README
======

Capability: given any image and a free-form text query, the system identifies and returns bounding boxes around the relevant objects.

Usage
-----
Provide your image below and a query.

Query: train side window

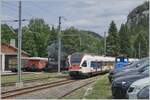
[91,61,97,68]
[82,61,87,67]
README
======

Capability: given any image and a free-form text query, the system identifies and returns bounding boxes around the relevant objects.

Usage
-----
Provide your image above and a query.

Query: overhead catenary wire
[1,22,17,35]
[2,3,18,17]
[2,1,39,35]
[2,1,35,18]
[61,18,82,51]
[2,1,56,29]
[2,1,56,37]
[29,2,51,14]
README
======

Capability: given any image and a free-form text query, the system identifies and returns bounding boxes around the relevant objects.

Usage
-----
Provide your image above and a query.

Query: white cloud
[63,0,146,35]
[2,0,147,36]
[1,15,17,20]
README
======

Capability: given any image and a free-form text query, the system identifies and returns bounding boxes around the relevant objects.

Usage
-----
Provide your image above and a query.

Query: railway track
[2,75,100,99]
[2,75,69,87]
[58,80,95,99]
[1,79,75,99]
[1,72,34,76]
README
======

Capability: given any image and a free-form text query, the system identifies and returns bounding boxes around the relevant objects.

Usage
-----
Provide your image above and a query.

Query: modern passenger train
[67,53,139,78]
[68,52,115,78]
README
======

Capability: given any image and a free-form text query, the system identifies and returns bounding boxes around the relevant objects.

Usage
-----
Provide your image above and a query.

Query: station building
[1,42,30,72]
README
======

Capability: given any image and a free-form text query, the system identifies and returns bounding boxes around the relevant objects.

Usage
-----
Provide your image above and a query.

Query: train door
[90,61,98,72]
[97,61,102,71]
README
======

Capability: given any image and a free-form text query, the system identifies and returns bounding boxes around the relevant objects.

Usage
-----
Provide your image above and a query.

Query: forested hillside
[106,1,149,58]
[1,19,103,59]
[126,1,149,58]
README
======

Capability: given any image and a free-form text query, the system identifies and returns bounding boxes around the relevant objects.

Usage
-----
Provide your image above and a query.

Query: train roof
[28,57,48,61]
[69,52,139,62]
[82,55,115,62]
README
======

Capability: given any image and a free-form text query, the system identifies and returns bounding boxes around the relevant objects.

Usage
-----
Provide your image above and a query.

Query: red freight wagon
[24,57,48,71]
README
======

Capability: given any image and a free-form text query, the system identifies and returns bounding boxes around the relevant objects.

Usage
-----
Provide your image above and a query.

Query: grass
[85,74,112,99]
[1,72,68,84]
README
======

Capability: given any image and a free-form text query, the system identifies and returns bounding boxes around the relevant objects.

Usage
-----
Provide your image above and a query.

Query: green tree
[62,27,81,54]
[119,24,131,57]
[47,26,103,62]
[48,26,57,45]
[133,33,148,58]
[1,24,17,43]
[22,26,38,56]
[22,18,51,57]
[106,21,120,56]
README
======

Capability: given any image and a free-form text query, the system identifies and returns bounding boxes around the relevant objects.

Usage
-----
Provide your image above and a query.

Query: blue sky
[1,0,147,36]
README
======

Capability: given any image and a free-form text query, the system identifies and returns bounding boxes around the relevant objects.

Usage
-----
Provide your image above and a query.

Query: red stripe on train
[69,65,81,71]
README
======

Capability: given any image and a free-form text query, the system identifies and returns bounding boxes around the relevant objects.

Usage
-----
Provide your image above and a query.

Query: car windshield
[124,58,147,68]
[137,59,149,69]
[125,61,139,68]
[141,67,149,75]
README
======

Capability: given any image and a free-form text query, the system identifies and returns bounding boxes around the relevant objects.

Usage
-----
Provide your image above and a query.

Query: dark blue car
[114,56,129,70]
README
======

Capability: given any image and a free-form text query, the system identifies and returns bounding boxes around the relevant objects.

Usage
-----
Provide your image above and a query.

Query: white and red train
[67,53,138,78]
[67,53,115,78]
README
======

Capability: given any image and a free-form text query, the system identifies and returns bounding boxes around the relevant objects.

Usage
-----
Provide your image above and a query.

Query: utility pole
[79,33,82,51]
[16,0,23,87]
[138,42,141,59]
[104,32,106,56]
[58,16,61,73]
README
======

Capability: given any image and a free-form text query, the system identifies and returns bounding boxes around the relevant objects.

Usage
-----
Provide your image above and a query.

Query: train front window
[70,58,81,65]
[70,53,82,65]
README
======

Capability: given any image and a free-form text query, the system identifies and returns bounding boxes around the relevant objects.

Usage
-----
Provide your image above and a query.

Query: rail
[2,79,75,99]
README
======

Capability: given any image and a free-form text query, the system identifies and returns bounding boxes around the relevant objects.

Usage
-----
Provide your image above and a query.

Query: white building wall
[1,53,5,72]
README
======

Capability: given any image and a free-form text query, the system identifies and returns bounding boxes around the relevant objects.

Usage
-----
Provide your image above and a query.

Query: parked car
[127,77,149,99]
[137,85,149,99]
[108,58,148,82]
[111,68,149,99]
[112,64,149,81]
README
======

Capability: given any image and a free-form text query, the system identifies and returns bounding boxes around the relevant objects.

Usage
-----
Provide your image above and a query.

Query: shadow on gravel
[107,96,113,99]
